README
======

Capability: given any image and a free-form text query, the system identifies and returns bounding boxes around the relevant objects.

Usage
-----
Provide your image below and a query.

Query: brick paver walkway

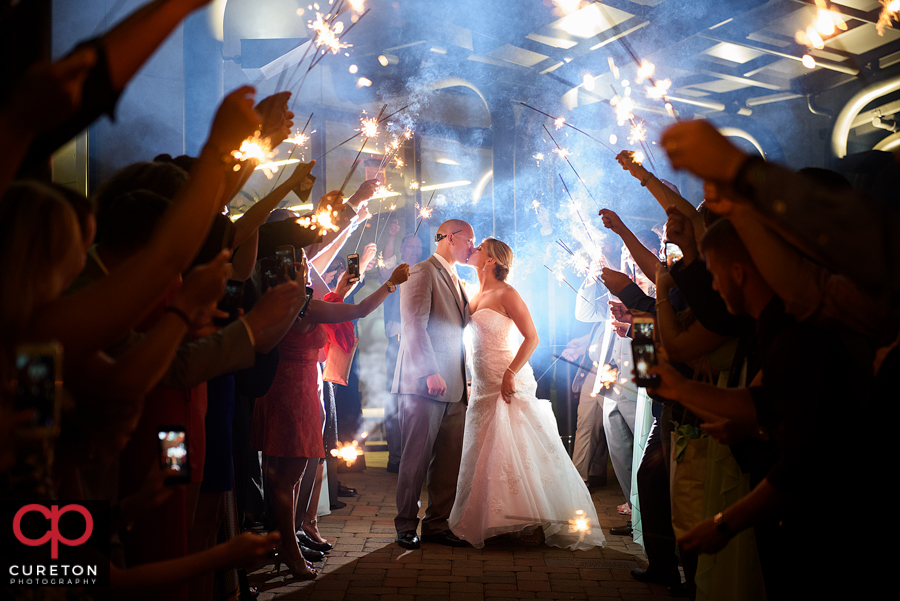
[250,452,683,600]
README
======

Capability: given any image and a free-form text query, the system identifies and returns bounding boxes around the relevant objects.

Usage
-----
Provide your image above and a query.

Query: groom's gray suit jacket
[391,255,470,403]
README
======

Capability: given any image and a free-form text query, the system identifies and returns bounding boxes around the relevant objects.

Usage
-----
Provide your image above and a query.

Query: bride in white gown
[449,238,606,550]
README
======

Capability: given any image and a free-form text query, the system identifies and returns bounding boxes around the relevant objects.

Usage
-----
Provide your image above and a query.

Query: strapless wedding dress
[449,309,606,550]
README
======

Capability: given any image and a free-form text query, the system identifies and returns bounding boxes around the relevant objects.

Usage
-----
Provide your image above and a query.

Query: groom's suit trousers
[395,393,466,535]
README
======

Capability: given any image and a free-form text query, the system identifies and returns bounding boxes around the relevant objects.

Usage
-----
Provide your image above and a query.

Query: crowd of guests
[1,1,410,599]
[2,1,899,600]
[561,122,897,599]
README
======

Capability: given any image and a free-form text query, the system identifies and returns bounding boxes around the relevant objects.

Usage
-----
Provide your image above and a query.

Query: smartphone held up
[630,317,660,388]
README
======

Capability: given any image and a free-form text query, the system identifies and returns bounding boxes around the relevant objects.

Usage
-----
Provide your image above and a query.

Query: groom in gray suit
[392,219,475,549]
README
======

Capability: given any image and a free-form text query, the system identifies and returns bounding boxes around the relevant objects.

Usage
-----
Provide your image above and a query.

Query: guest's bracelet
[640,172,654,187]
[656,298,671,307]
[506,367,517,376]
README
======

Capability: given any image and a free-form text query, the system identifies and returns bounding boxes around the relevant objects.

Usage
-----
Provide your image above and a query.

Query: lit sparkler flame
[296,207,341,232]
[330,440,363,466]
[308,12,352,55]
[284,131,310,146]
[231,131,274,164]
[552,0,584,16]
[598,364,618,390]
[409,181,419,190]
[635,59,655,84]
[552,147,571,159]
[377,251,385,268]
[795,5,847,48]
[633,151,645,164]
[356,77,372,87]
[646,78,672,100]
[568,510,592,536]
[533,152,545,162]
[531,199,541,214]
[403,128,414,139]
[554,116,566,130]
[349,0,365,14]
[878,0,900,35]
[360,116,379,138]
[393,156,404,168]
[611,95,635,126]
[416,201,433,221]
[628,121,647,145]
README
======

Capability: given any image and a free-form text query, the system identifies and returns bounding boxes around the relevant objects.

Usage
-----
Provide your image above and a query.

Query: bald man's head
[435,219,474,265]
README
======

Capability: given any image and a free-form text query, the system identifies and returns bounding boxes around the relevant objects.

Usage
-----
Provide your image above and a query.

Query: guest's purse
[323,337,359,386]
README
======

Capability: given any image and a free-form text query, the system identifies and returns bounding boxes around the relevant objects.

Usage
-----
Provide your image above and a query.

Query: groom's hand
[426,373,447,396]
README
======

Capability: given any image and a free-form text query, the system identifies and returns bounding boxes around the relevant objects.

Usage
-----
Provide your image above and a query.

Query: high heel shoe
[271,552,317,581]
[296,530,333,552]
[300,519,329,544]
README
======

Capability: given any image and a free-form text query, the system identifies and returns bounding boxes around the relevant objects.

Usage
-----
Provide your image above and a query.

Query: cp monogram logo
[13,504,93,559]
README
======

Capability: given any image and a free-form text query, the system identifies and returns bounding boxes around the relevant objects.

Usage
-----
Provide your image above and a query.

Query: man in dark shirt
[649,219,874,599]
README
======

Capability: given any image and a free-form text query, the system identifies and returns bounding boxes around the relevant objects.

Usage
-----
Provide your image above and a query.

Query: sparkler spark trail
[309,11,352,55]
[628,121,647,145]
[543,265,602,313]
[413,191,437,236]
[266,113,314,194]
[557,175,596,247]
[514,101,615,154]
[313,105,409,161]
[543,125,600,209]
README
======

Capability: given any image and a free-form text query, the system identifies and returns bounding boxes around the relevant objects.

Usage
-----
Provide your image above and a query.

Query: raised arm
[65,250,231,400]
[26,88,260,359]
[301,264,409,327]
[616,150,703,233]
[655,263,729,363]
[232,160,315,249]
[598,209,662,285]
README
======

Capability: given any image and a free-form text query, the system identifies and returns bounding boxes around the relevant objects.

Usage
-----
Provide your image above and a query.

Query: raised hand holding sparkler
[206,86,261,161]
[255,91,294,147]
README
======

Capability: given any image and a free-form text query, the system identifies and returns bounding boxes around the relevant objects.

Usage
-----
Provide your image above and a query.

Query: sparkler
[296,207,341,233]
[554,116,566,130]
[413,190,437,236]
[543,265,602,313]
[543,125,600,209]
[266,113,314,194]
[309,11,352,55]
[597,364,618,390]
[340,105,387,195]
[330,440,363,466]
[879,0,900,35]
[514,101,615,154]
[501,509,592,540]
[312,105,409,161]
[568,510,592,538]
[558,175,595,248]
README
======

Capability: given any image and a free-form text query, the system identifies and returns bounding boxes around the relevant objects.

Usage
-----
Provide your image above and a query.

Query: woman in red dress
[253,252,409,580]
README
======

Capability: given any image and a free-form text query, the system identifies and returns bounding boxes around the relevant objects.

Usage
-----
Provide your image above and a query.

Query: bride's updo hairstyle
[482,238,513,282]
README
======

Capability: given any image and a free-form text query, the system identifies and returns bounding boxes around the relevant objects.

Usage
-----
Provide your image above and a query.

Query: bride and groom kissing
[391,219,606,550]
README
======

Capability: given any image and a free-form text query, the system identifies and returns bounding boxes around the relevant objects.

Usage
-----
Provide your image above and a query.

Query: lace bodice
[469,309,535,400]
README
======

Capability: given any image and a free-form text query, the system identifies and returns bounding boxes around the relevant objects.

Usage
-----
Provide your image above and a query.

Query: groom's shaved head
[435,219,475,265]
[437,219,471,237]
